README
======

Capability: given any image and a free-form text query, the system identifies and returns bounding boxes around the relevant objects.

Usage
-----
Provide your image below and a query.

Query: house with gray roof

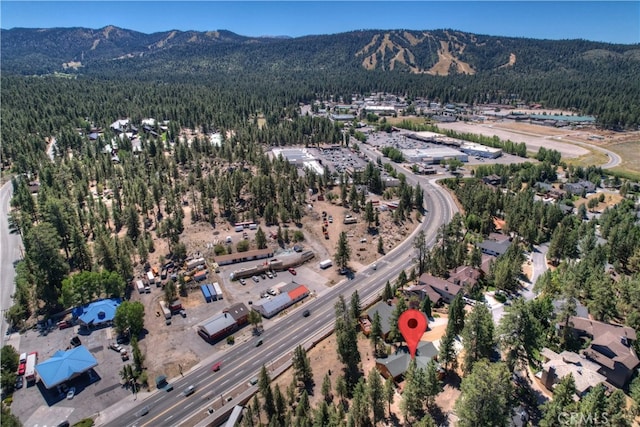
[561,317,639,388]
[360,301,396,338]
[375,341,439,381]
[539,348,608,397]
[478,239,512,257]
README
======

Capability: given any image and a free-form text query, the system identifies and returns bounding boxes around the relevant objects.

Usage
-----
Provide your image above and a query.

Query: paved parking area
[11,324,132,426]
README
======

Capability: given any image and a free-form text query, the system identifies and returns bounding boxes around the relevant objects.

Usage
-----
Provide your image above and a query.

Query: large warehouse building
[401,147,468,164]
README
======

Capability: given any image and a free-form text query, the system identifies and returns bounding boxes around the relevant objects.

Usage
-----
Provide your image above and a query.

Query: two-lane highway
[1,180,23,339]
[105,159,457,426]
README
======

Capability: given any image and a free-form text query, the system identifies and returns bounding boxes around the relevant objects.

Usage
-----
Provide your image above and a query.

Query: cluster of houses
[539,316,639,397]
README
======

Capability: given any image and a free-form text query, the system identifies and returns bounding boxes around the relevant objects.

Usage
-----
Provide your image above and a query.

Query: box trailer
[319,259,333,269]
[249,223,257,230]
[25,352,38,384]
[136,280,145,294]
[186,257,206,270]
[206,283,217,301]
[146,271,155,285]
[212,282,223,300]
[159,301,172,320]
[201,284,212,303]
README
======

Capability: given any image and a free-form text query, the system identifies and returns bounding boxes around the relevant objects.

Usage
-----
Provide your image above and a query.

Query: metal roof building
[252,285,310,318]
[73,298,121,329]
[197,312,238,342]
[36,346,98,389]
[401,147,468,164]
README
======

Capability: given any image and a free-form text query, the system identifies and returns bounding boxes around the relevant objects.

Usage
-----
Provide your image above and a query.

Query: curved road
[0,180,23,339]
[103,155,458,427]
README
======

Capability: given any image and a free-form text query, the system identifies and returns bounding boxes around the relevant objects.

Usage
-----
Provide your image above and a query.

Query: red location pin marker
[398,309,428,359]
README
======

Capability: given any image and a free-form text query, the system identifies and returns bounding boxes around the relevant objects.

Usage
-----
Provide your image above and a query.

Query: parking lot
[10,323,133,426]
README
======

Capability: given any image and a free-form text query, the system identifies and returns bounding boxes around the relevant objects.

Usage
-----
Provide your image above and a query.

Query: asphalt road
[0,180,23,339]
[104,154,458,427]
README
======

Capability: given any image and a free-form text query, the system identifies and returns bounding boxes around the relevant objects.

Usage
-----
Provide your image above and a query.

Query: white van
[319,259,333,269]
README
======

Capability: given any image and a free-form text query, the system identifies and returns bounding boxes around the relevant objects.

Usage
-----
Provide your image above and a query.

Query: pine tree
[455,360,513,427]
[383,376,395,419]
[321,372,333,403]
[370,311,385,357]
[367,368,385,425]
[350,290,362,320]
[438,326,458,372]
[292,345,314,389]
[461,303,494,373]
[420,296,432,319]
[387,297,407,343]
[424,359,442,410]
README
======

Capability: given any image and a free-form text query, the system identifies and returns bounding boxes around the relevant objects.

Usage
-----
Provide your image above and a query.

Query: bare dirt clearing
[438,121,590,158]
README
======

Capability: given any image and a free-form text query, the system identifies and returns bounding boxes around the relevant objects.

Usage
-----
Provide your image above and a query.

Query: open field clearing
[438,121,590,158]
[607,140,640,179]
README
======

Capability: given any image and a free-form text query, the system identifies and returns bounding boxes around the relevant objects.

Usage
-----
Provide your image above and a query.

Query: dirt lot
[438,121,591,158]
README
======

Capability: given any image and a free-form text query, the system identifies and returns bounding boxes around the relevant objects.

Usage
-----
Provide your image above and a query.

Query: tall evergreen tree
[455,360,513,427]
[461,302,494,373]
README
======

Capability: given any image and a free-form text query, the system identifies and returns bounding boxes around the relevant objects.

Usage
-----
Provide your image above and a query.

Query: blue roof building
[73,298,121,328]
[36,346,98,389]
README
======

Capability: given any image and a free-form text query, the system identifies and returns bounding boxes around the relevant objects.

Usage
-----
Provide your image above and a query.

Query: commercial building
[72,298,121,329]
[252,284,310,318]
[36,346,98,389]
[197,303,250,343]
[460,142,502,159]
[401,147,468,164]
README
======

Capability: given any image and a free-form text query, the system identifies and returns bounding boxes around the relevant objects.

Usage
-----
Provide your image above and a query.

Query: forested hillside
[2,26,640,131]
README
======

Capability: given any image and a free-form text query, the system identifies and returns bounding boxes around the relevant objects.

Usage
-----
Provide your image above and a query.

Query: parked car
[109,343,123,352]
[288,268,297,275]
[252,276,260,283]
[57,320,72,330]
[260,273,267,280]
[267,288,277,296]
[239,278,247,285]
[18,361,26,376]
[15,376,23,390]
[70,336,81,347]
[66,387,76,400]
[266,271,273,279]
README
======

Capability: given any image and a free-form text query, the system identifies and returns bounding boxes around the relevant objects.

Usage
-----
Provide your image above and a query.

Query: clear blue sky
[2,1,639,44]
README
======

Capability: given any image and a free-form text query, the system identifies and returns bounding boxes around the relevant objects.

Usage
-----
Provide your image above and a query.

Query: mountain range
[2,26,639,77]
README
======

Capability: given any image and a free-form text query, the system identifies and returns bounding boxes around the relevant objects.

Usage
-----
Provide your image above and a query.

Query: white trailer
[212,282,223,300]
[136,280,145,294]
[25,352,38,383]
[159,301,172,320]
[146,271,155,285]
[319,259,333,269]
